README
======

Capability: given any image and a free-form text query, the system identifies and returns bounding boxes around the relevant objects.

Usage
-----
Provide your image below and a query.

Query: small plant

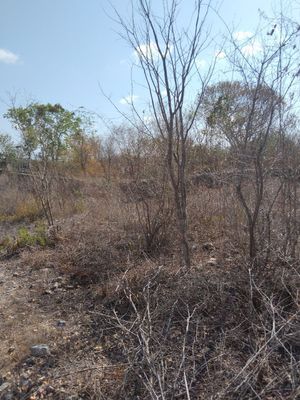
[16,224,49,248]
[17,227,37,247]
[0,236,13,252]
[34,223,48,246]
[0,223,51,255]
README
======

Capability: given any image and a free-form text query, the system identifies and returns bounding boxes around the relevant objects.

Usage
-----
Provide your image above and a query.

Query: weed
[0,224,51,255]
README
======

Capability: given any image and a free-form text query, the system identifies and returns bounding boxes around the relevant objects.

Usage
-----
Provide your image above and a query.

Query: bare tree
[204,16,299,264]
[114,0,215,267]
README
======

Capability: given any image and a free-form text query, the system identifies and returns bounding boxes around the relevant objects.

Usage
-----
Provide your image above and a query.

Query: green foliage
[5,103,82,161]
[0,133,17,162]
[0,223,51,254]
[17,227,38,247]
[16,224,49,248]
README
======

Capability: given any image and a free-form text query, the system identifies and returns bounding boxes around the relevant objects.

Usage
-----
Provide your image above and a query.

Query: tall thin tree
[114,0,214,267]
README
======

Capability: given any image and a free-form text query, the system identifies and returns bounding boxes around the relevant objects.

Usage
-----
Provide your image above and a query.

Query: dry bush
[0,174,42,222]
[1,175,299,399]
[84,258,300,399]
[0,171,85,227]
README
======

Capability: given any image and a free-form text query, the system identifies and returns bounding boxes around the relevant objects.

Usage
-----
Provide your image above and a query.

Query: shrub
[0,223,52,255]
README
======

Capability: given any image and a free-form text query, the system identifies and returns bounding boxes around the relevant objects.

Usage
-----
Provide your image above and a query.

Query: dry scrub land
[0,177,299,400]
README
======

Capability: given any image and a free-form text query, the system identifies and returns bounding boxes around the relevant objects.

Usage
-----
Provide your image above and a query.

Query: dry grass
[0,177,299,399]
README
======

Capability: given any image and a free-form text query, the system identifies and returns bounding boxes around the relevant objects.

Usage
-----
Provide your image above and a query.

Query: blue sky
[0,0,277,138]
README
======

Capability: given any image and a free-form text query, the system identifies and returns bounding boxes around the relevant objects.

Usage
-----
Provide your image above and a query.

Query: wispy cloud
[241,40,263,56]
[215,50,226,60]
[0,48,19,64]
[134,42,159,60]
[142,114,153,124]
[196,58,206,68]
[134,41,172,61]
[119,94,139,105]
[233,31,253,41]
[161,89,168,97]
[232,31,262,57]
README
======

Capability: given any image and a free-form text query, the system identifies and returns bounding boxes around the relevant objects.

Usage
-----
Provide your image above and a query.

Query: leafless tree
[204,17,299,264]
[113,0,215,267]
[114,124,174,255]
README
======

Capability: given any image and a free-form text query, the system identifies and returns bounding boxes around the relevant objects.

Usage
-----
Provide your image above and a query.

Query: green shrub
[0,224,50,255]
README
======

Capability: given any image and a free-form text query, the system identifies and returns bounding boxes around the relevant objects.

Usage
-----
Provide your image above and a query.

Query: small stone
[51,282,59,290]
[57,320,66,328]
[194,263,204,270]
[45,385,55,394]
[7,347,15,354]
[0,382,10,392]
[24,357,35,367]
[206,257,217,267]
[2,393,13,400]
[30,344,50,357]
[202,242,215,252]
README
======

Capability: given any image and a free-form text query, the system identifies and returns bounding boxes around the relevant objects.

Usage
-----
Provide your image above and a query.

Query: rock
[51,282,60,290]
[0,382,10,393]
[65,285,75,290]
[2,393,14,400]
[43,290,52,295]
[24,357,36,366]
[30,344,50,357]
[202,242,215,252]
[57,320,66,328]
[206,257,217,267]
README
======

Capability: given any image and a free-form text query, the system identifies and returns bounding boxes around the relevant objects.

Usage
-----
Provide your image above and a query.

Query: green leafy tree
[5,103,82,226]
[5,103,81,161]
[0,133,16,162]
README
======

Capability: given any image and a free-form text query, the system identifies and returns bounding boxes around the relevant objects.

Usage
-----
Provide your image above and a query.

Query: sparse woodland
[0,1,300,399]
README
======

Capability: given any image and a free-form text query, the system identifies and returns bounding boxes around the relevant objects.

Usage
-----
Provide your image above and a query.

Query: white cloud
[134,41,172,61]
[119,94,139,105]
[233,31,253,41]
[196,58,206,68]
[241,40,263,56]
[0,48,19,64]
[134,42,159,60]
[142,114,153,124]
[161,89,168,97]
[232,31,262,57]
[215,50,226,60]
